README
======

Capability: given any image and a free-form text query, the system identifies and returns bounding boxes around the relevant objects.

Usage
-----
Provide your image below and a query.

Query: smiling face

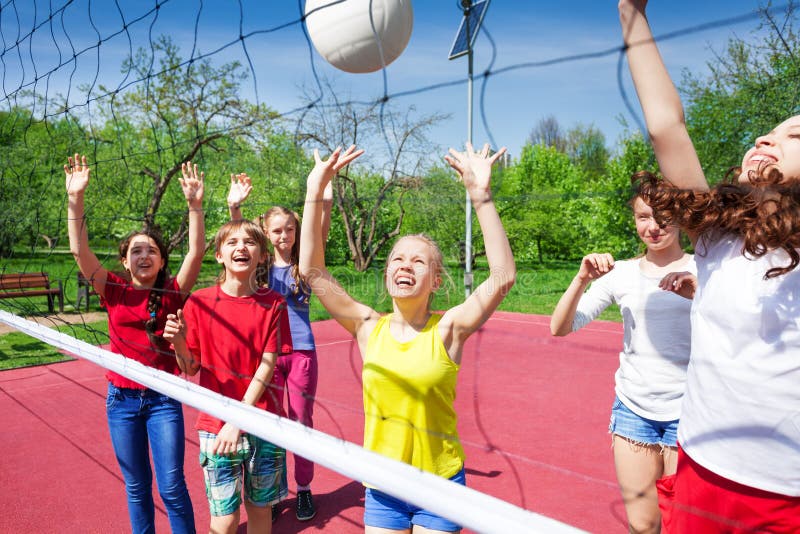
[214,221,268,280]
[632,196,680,253]
[740,115,800,184]
[120,233,166,285]
[384,236,443,301]
[264,211,297,258]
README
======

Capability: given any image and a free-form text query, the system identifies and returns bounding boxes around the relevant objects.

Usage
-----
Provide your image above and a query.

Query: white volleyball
[304,0,414,74]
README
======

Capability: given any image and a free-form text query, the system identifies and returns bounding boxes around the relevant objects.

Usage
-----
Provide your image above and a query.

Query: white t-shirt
[679,233,800,496]
[573,256,696,421]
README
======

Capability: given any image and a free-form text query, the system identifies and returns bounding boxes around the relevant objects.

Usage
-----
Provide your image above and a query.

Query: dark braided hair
[634,167,800,279]
[118,229,171,346]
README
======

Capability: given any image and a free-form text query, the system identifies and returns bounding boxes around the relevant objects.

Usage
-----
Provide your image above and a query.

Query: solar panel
[448,0,490,60]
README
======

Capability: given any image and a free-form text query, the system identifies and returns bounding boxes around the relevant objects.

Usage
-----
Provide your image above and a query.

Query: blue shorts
[609,396,679,447]
[198,431,288,516]
[364,468,465,532]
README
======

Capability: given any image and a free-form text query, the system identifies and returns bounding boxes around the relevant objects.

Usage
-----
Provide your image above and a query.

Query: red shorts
[657,446,800,533]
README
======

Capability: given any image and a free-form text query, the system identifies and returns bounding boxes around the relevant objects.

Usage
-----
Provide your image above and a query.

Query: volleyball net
[0,308,583,534]
[1,0,797,532]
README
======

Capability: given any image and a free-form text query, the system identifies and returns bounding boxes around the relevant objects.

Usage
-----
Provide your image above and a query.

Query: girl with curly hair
[620,1,800,532]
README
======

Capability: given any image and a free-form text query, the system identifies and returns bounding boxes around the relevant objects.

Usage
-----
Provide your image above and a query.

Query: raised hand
[307,145,364,190]
[577,253,615,283]
[227,173,252,209]
[65,153,91,195]
[444,142,507,198]
[179,161,205,207]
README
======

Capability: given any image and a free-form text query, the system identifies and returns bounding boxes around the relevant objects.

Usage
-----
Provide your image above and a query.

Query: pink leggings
[271,349,318,487]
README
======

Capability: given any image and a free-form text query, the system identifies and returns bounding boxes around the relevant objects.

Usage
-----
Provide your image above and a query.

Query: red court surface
[0,312,625,533]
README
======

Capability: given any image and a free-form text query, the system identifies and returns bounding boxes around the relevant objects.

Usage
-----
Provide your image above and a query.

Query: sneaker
[272,503,279,522]
[296,490,316,521]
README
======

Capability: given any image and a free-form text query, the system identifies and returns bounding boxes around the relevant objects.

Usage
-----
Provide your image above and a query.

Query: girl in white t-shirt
[619,1,800,532]
[550,187,695,533]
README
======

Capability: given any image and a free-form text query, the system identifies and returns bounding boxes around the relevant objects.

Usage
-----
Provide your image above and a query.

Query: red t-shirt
[182,285,293,433]
[101,271,186,389]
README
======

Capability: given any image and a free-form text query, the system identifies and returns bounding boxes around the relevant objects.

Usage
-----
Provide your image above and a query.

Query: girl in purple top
[227,173,331,521]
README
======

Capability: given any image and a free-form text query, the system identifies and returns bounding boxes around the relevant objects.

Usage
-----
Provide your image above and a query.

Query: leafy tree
[683,1,800,182]
[565,124,609,180]
[81,36,277,252]
[498,144,588,263]
[296,83,446,271]
[401,165,464,263]
[0,109,87,256]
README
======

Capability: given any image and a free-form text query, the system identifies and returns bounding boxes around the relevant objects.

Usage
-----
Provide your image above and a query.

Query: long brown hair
[118,229,170,346]
[634,168,800,279]
[258,206,309,297]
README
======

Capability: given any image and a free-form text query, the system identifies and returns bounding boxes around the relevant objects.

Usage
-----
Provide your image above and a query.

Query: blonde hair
[257,206,310,296]
[385,234,453,304]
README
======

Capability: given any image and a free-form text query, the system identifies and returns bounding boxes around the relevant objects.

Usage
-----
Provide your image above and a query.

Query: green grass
[1,250,620,370]
[0,320,109,369]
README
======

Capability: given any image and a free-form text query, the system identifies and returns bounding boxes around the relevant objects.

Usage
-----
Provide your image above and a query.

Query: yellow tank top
[363,313,465,478]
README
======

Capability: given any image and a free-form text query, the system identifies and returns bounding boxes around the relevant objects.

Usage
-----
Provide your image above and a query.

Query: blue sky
[3,0,775,161]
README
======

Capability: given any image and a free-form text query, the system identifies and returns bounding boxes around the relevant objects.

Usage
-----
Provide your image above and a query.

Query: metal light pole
[449,0,490,299]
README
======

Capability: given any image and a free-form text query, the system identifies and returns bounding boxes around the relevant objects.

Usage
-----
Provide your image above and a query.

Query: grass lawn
[1,250,620,370]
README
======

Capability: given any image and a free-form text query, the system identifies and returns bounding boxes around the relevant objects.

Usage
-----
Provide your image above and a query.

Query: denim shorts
[198,431,287,516]
[364,468,465,531]
[609,396,679,447]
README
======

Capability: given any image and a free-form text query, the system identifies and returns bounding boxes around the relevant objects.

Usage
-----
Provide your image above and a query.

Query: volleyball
[304,0,414,74]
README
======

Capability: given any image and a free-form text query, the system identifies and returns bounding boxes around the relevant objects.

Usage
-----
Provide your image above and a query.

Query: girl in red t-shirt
[65,153,205,534]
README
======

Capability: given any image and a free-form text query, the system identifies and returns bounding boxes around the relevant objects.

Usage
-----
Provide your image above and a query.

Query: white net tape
[0,309,583,534]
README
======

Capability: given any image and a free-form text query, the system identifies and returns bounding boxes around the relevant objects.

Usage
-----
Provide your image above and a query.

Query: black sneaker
[271,503,279,522]
[295,490,316,521]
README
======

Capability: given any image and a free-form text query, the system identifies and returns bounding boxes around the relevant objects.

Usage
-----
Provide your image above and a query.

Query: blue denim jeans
[106,383,196,534]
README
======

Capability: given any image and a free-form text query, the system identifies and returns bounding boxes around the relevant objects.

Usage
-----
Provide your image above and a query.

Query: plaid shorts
[198,431,288,516]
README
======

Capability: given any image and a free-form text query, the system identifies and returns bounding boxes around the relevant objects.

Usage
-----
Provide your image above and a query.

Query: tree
[498,144,587,263]
[0,108,87,256]
[296,83,447,271]
[527,115,566,152]
[683,1,800,182]
[83,36,277,252]
[401,165,464,263]
[565,124,609,180]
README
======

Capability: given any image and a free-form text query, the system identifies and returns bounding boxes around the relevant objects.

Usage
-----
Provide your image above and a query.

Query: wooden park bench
[75,272,97,312]
[0,272,64,313]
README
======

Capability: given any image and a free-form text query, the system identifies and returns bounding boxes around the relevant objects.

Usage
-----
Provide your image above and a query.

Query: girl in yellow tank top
[364,313,464,479]
[299,143,515,533]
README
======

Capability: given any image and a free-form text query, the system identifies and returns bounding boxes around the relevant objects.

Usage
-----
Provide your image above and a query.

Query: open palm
[64,153,90,195]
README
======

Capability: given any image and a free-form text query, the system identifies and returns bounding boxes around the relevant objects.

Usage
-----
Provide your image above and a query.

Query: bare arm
[212,351,277,455]
[65,154,108,297]
[550,253,615,336]
[298,146,376,338]
[619,0,707,190]
[321,181,333,244]
[174,162,206,296]
[441,143,516,345]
